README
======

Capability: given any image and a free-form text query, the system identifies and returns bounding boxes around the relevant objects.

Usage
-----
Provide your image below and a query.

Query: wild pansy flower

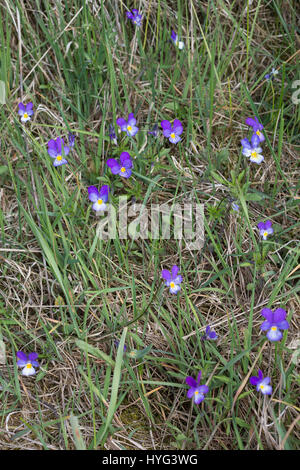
[250,369,272,395]
[114,340,127,352]
[161,119,183,144]
[245,116,265,143]
[257,220,273,240]
[232,202,239,212]
[186,371,209,404]
[68,133,75,148]
[88,185,110,212]
[265,68,278,81]
[202,325,218,341]
[148,123,159,137]
[241,134,264,164]
[126,9,142,27]
[116,113,138,137]
[106,151,133,178]
[161,265,182,294]
[260,307,289,342]
[47,137,69,167]
[18,102,34,123]
[171,30,184,50]
[16,351,39,376]
[109,124,117,145]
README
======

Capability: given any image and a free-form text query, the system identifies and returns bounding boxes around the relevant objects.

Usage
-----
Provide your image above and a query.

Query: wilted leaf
[70,415,86,450]
[0,340,6,364]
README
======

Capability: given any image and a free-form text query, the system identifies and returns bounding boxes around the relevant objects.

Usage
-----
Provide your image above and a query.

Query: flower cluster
[245,117,265,143]
[13,13,294,421]
[248,306,289,396]
[241,116,266,164]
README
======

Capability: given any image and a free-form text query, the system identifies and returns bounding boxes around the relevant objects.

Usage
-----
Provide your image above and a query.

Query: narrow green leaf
[75,339,115,367]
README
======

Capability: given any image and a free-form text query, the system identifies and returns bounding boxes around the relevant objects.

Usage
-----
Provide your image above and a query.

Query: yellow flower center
[271,326,277,331]
[263,231,268,238]
[120,167,126,173]
[251,151,257,159]
[97,199,103,205]
[256,130,261,136]
[127,125,132,131]
[170,133,175,139]
[57,155,62,161]
[170,282,175,288]
[23,113,28,119]
[260,384,264,390]
[26,363,32,369]
[195,391,199,395]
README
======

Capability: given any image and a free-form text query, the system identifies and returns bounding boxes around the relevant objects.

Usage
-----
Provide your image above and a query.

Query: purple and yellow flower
[250,369,272,395]
[260,307,289,342]
[47,137,69,167]
[202,325,218,341]
[106,152,133,178]
[161,265,182,294]
[241,134,264,164]
[161,119,183,144]
[18,102,34,123]
[245,116,265,143]
[16,351,39,376]
[186,371,209,404]
[126,9,142,27]
[257,220,273,240]
[116,113,138,137]
[88,185,110,212]
[109,124,117,145]
[171,30,184,49]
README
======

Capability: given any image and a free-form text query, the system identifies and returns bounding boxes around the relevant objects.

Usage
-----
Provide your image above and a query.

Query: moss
[119,405,148,429]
